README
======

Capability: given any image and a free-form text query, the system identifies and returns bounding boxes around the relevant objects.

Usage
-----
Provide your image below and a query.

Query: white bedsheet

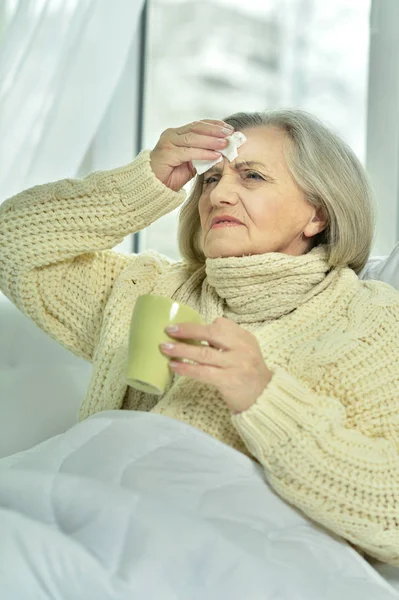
[0,410,398,600]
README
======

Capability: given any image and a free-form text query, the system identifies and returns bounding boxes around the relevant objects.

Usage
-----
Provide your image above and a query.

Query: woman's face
[198,126,327,259]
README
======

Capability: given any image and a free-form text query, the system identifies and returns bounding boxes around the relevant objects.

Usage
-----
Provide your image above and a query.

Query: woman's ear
[304,208,328,239]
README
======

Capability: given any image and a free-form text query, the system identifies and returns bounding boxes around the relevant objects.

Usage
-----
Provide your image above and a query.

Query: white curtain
[366,0,399,256]
[0,0,145,204]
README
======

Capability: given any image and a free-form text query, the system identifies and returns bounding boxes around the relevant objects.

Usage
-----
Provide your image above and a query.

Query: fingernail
[161,342,175,350]
[222,127,233,135]
[165,325,179,333]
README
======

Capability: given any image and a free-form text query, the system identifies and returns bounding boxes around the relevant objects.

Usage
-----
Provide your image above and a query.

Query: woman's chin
[204,246,246,259]
[203,235,250,259]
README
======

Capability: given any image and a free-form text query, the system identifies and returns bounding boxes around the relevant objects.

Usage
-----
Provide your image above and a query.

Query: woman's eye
[203,176,219,185]
[203,171,264,185]
[245,171,264,181]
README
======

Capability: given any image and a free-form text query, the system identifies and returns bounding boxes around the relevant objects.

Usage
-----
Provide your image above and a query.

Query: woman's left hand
[160,317,274,414]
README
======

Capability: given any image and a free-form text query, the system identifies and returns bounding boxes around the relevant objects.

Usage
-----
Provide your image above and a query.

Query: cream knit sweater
[1,149,399,567]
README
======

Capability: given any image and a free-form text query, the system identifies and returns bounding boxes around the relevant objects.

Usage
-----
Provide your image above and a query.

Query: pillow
[359,242,399,290]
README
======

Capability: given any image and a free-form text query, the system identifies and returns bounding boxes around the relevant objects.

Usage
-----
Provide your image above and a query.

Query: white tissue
[192,131,247,175]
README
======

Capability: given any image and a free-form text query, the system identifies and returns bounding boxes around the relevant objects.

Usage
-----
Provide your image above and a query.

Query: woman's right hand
[150,119,234,192]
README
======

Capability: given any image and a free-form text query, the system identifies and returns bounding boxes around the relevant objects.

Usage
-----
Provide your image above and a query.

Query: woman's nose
[209,178,238,206]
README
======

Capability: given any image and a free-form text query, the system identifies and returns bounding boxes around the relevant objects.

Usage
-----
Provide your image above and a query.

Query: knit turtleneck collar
[201,244,334,324]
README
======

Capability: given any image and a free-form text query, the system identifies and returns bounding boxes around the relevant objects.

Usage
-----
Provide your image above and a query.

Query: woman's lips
[211,222,244,229]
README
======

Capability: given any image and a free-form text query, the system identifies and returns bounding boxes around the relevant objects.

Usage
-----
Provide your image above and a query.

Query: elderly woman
[0,110,398,567]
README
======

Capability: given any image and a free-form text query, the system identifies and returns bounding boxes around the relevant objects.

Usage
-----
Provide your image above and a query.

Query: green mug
[124,294,206,395]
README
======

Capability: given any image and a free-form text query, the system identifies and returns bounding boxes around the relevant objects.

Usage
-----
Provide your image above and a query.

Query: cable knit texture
[0,149,398,567]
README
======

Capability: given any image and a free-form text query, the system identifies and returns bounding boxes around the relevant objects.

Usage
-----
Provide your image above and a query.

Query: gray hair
[177,109,377,275]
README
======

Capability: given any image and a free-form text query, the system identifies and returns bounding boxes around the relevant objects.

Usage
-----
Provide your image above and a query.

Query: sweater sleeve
[0,149,185,362]
[231,310,399,566]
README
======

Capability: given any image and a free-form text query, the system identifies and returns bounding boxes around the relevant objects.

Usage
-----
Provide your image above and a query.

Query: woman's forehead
[234,127,288,168]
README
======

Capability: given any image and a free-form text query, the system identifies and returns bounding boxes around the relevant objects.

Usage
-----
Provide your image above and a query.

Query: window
[141,0,371,260]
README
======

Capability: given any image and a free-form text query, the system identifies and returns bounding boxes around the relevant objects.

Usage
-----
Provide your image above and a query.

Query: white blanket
[0,410,398,600]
